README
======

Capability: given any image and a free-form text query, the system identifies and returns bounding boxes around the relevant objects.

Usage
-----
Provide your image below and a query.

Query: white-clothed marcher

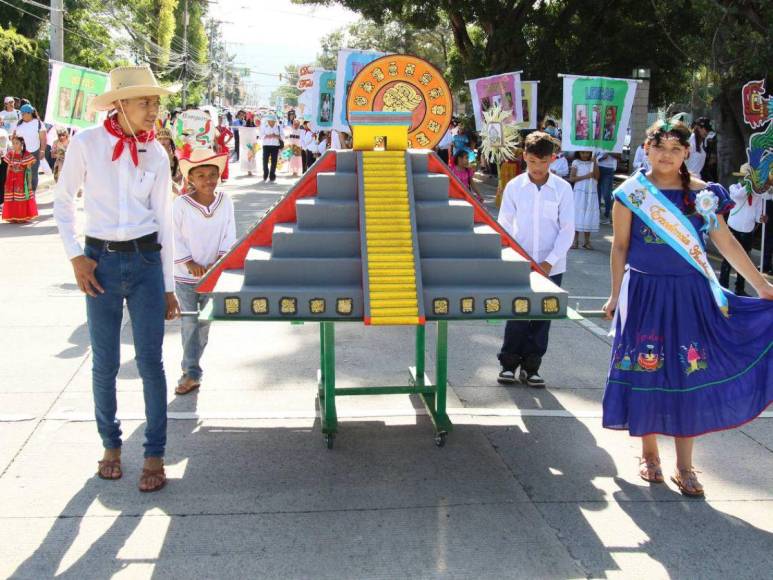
[727,182,765,233]
[497,172,575,275]
[571,159,600,233]
[239,126,258,174]
[173,191,236,284]
[685,132,707,176]
[632,145,649,173]
[549,155,569,178]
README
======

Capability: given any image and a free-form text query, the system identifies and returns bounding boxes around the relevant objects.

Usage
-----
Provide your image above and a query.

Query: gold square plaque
[460,297,475,314]
[513,298,530,314]
[433,298,449,315]
[280,297,297,315]
[251,297,268,315]
[542,297,560,314]
[309,298,326,315]
[484,298,501,314]
[224,297,240,315]
[336,298,353,315]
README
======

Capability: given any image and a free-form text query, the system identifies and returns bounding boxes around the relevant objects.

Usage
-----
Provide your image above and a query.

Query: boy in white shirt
[496,131,575,387]
[719,164,768,296]
[173,149,236,395]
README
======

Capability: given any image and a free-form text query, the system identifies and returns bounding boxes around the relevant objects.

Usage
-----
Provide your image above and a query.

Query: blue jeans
[175,281,211,381]
[598,166,616,219]
[84,244,168,458]
[29,150,41,193]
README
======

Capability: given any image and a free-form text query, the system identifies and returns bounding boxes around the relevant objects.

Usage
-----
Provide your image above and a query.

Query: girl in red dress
[2,135,38,222]
[215,116,233,181]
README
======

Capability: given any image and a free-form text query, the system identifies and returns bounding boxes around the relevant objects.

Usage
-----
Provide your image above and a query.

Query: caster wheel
[434,432,447,447]
[324,433,335,449]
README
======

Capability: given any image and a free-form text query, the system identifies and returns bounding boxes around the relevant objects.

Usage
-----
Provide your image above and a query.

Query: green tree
[271,64,301,107]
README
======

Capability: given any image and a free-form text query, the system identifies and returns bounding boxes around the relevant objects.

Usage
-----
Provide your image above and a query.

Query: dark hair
[12,134,27,154]
[691,125,704,153]
[544,119,556,128]
[523,131,556,158]
[453,149,468,164]
[645,119,694,212]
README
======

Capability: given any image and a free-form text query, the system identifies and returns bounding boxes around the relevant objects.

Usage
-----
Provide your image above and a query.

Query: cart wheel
[434,432,447,447]
[324,433,335,449]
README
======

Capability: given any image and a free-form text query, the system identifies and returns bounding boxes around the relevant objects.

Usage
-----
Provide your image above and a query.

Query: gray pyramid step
[335,150,357,173]
[316,172,357,199]
[272,224,361,258]
[244,247,361,286]
[416,200,474,229]
[421,248,531,286]
[409,151,430,173]
[418,225,502,258]
[413,174,449,201]
[296,198,358,229]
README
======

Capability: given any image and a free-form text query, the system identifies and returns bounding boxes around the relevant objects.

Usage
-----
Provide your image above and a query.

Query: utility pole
[181,0,190,107]
[50,0,64,62]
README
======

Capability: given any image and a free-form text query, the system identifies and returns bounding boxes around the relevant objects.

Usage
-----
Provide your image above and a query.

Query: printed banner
[44,60,109,130]
[174,109,215,149]
[466,71,523,132]
[333,48,387,133]
[521,81,538,130]
[740,79,773,197]
[296,64,317,90]
[308,70,336,132]
[561,74,638,152]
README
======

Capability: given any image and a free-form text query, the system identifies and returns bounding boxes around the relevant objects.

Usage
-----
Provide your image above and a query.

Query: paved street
[1,164,771,579]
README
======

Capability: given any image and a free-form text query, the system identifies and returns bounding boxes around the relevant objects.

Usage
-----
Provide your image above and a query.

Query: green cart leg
[319,322,337,448]
[409,324,426,387]
[418,321,453,446]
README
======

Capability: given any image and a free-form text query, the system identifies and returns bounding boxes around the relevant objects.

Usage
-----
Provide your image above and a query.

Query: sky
[208,0,361,105]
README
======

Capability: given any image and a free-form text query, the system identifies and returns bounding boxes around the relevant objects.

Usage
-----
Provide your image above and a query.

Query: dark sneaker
[497,369,517,385]
[519,369,546,388]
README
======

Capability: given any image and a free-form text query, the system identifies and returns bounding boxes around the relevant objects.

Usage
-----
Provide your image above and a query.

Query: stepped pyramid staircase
[197,112,568,447]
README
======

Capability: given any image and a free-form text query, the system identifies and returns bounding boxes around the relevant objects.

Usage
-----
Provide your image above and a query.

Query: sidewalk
[0,162,771,579]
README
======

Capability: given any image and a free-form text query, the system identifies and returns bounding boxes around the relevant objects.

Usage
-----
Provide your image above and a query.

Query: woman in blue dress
[602,119,773,496]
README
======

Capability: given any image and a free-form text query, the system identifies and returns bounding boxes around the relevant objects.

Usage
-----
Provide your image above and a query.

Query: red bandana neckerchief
[103,114,155,167]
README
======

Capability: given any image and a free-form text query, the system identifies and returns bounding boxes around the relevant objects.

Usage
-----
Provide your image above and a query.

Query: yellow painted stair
[361,151,421,325]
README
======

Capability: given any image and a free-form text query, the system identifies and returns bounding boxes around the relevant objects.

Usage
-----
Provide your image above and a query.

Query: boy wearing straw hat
[53,66,180,492]
[173,149,235,395]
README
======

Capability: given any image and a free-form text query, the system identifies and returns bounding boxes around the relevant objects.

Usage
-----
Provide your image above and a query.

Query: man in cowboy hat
[53,65,181,492]
[173,148,234,395]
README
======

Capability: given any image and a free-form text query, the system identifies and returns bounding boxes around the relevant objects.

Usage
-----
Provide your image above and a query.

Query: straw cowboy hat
[732,163,752,177]
[178,148,228,179]
[90,66,180,112]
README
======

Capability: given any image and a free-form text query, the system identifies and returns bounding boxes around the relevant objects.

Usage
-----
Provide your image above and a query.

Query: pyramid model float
[196,111,568,324]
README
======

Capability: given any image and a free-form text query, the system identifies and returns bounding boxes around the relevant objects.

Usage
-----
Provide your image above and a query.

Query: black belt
[85,233,161,253]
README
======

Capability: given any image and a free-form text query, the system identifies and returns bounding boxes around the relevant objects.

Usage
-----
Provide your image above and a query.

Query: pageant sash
[614,172,729,316]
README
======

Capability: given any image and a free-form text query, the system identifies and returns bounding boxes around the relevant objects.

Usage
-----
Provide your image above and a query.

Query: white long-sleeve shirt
[173,191,236,284]
[497,172,575,276]
[549,155,569,178]
[685,133,707,176]
[632,145,649,173]
[53,125,175,291]
[300,129,315,151]
[727,182,765,233]
[259,122,281,147]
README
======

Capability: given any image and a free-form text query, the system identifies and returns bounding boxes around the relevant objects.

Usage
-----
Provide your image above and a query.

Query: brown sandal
[97,459,122,480]
[582,242,594,250]
[139,466,166,492]
[671,468,704,497]
[638,456,664,483]
[175,376,200,395]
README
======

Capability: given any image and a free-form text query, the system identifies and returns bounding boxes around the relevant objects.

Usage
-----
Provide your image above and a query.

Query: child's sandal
[638,456,664,483]
[671,468,704,497]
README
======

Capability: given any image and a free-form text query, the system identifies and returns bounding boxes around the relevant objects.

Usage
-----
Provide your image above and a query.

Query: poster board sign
[521,81,539,130]
[44,60,109,130]
[561,74,637,152]
[174,109,215,149]
[297,64,317,90]
[333,48,387,133]
[466,71,523,131]
[308,70,336,132]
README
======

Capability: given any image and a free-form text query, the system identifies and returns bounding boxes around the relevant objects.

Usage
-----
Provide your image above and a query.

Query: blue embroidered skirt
[603,269,772,437]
